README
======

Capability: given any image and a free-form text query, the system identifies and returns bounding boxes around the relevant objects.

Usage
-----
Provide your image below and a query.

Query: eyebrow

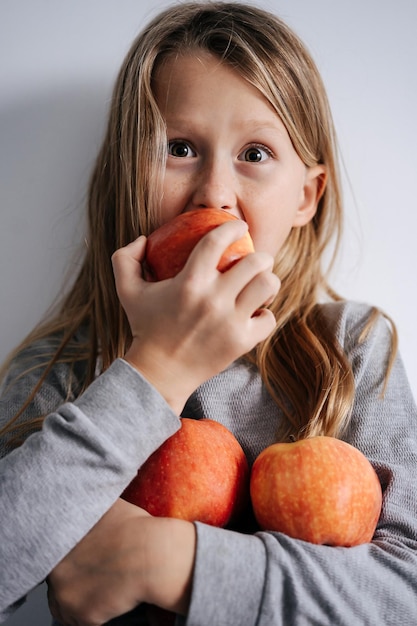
[241,120,287,135]
[165,117,286,136]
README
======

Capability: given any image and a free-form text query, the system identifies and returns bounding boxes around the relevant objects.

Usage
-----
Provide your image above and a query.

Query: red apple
[144,208,254,281]
[122,417,249,527]
[250,436,382,546]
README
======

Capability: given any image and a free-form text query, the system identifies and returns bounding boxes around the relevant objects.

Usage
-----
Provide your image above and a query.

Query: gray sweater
[1,300,417,625]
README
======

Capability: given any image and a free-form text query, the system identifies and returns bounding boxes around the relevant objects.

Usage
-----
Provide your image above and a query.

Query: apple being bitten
[144,208,254,281]
[250,436,382,546]
[122,417,249,527]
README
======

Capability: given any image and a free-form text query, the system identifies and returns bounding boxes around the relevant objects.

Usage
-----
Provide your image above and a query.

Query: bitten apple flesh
[250,436,382,546]
[144,208,254,281]
[122,417,249,527]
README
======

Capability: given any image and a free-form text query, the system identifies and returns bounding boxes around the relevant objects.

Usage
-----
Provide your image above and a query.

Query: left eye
[168,141,196,158]
[239,145,272,162]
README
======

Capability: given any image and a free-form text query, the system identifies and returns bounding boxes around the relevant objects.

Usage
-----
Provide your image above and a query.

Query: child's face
[153,52,325,257]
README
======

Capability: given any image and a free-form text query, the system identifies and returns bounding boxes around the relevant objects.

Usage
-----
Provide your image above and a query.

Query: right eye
[167,141,196,158]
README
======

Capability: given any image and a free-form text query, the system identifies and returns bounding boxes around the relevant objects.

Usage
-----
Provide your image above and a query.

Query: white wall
[1,1,416,623]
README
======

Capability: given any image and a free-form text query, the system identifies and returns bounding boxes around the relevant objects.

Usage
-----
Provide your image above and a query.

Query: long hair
[0,1,396,444]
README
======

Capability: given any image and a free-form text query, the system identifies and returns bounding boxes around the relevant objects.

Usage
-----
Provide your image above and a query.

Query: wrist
[124,341,194,415]
[141,517,196,615]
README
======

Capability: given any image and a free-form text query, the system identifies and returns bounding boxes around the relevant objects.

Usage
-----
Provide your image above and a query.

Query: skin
[155,51,326,257]
[47,52,326,626]
[48,499,195,624]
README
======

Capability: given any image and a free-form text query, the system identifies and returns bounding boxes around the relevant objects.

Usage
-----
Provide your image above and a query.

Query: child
[1,2,417,625]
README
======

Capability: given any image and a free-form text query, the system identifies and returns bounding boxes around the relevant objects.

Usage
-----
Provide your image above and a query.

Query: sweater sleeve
[0,357,181,621]
[184,303,417,626]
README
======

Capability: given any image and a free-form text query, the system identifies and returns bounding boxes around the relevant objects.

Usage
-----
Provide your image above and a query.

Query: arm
[2,224,279,622]
[52,303,416,626]
[111,227,279,413]
[48,246,417,623]
[45,227,280,625]
[183,303,417,625]
[0,358,181,621]
[48,300,417,626]
[48,501,196,625]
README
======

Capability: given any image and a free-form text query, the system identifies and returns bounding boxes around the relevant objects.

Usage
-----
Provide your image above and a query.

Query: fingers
[184,219,249,277]
[233,254,281,315]
[172,222,281,345]
[248,306,278,342]
[111,235,147,301]
[182,221,280,310]
[110,229,281,377]
[111,234,147,266]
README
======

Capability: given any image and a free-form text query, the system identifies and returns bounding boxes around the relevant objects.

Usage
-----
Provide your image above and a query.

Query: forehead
[152,51,282,127]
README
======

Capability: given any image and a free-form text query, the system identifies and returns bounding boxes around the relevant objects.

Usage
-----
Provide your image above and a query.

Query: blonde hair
[0,1,396,445]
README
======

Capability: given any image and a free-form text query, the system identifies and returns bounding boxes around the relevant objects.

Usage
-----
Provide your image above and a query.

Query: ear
[292,165,327,227]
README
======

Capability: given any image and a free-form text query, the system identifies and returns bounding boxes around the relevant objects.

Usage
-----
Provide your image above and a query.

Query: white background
[1,1,416,624]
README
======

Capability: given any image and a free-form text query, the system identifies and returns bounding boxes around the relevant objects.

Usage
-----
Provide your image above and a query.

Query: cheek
[248,176,305,255]
[248,207,298,257]
[251,229,291,258]
[159,175,187,226]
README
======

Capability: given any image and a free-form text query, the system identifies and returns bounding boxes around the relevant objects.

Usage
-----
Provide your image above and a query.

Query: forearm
[137,517,196,615]
[0,358,181,617]
[183,521,417,626]
[47,503,196,625]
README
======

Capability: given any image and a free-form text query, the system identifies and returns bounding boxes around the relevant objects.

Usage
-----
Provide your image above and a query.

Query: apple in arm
[250,436,382,546]
[122,417,249,527]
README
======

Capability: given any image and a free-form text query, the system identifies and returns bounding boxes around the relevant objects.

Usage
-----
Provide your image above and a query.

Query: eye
[168,141,196,158]
[239,145,273,163]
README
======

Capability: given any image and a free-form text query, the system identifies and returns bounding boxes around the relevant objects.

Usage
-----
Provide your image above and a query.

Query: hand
[47,498,196,626]
[112,221,280,412]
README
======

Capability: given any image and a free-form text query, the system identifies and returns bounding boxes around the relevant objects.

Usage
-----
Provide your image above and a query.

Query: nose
[189,158,237,213]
